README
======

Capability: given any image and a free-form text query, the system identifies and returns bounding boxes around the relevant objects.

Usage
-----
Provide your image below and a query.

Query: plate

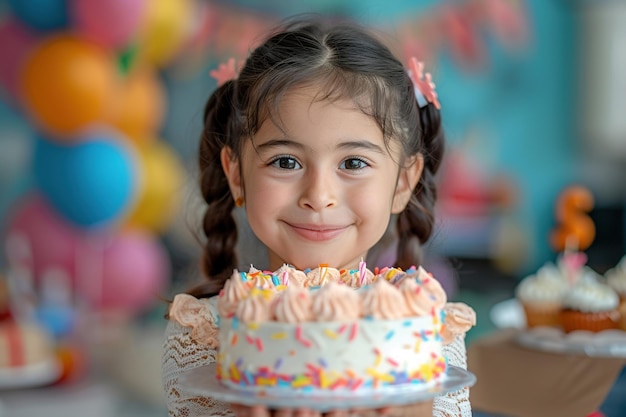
[179,364,476,411]
[489,298,525,329]
[516,327,626,358]
[0,358,61,390]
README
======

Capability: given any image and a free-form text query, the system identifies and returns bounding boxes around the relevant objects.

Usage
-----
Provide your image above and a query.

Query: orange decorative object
[549,185,596,252]
[20,34,117,137]
[108,67,166,142]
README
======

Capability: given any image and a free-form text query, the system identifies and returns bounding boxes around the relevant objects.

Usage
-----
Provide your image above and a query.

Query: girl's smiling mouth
[285,222,350,241]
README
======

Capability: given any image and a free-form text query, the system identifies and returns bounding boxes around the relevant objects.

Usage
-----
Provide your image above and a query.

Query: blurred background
[0,0,624,416]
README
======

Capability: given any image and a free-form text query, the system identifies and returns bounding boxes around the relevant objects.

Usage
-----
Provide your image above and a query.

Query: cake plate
[516,326,626,358]
[179,364,476,411]
[0,358,61,390]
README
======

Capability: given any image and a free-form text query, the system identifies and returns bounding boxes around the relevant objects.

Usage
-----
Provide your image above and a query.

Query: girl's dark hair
[190,16,444,298]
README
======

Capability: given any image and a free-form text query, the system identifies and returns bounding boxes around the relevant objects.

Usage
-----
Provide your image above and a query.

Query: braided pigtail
[395,103,445,269]
[188,80,240,298]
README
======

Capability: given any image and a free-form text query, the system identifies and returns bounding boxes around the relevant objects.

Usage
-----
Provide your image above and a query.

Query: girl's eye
[270,156,301,170]
[340,157,369,170]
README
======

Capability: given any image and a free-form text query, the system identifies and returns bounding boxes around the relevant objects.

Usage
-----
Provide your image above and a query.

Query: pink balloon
[72,0,148,49]
[79,231,170,314]
[0,19,37,101]
[4,193,83,281]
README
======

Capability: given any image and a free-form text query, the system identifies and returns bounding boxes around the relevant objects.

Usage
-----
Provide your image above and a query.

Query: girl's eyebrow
[255,139,305,151]
[256,139,385,154]
[337,140,385,154]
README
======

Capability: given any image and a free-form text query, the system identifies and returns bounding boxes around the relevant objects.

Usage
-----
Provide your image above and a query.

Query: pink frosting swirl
[236,289,273,324]
[361,279,409,319]
[274,264,307,287]
[400,267,447,317]
[339,268,375,288]
[249,271,275,289]
[441,302,476,344]
[311,282,361,321]
[217,269,250,318]
[306,266,340,287]
[274,286,313,323]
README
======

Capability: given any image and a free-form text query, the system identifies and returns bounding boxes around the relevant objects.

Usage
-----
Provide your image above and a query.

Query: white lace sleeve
[432,335,472,417]
[162,297,234,417]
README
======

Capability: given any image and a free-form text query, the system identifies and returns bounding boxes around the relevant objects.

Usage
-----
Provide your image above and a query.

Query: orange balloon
[21,34,117,137]
[108,67,166,142]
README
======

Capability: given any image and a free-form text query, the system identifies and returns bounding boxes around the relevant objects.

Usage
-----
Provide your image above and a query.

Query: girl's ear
[220,147,243,201]
[391,154,424,214]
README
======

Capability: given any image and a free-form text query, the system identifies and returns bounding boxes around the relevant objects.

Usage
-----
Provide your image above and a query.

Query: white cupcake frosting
[515,264,569,304]
[562,281,619,313]
[605,256,626,296]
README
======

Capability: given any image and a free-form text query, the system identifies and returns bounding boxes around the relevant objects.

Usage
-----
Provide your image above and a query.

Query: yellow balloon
[124,140,185,232]
[138,0,192,66]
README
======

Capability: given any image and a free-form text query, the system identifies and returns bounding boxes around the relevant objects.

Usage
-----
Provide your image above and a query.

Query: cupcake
[560,280,620,333]
[515,263,569,328]
[605,255,626,303]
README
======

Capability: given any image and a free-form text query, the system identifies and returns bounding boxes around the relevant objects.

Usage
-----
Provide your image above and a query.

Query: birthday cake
[212,264,452,394]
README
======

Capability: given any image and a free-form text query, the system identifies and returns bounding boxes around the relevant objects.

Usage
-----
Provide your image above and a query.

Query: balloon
[108,67,166,142]
[33,131,138,228]
[138,0,193,66]
[4,193,82,281]
[0,19,37,101]
[124,140,184,232]
[20,35,117,136]
[7,0,68,32]
[72,0,148,49]
[79,231,169,314]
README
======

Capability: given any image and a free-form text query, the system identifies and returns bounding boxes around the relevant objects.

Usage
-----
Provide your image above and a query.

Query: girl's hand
[229,404,322,417]
[229,400,433,417]
[374,399,434,417]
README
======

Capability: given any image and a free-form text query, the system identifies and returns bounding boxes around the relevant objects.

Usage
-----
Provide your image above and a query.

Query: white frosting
[562,281,619,312]
[605,256,626,296]
[515,264,569,304]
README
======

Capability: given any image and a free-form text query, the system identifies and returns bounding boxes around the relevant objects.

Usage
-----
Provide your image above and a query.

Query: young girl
[162,16,473,417]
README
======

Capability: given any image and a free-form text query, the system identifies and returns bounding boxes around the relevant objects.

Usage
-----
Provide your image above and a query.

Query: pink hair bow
[209,57,241,87]
[408,57,441,110]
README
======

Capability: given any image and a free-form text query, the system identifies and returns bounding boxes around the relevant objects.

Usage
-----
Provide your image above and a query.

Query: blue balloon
[33,132,137,228]
[7,0,68,32]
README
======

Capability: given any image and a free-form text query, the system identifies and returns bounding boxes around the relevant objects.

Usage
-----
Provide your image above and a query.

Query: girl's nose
[298,169,337,211]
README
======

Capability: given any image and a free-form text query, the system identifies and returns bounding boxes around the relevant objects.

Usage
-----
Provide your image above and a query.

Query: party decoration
[107,67,166,142]
[7,0,68,32]
[72,0,148,49]
[137,0,193,66]
[80,231,169,314]
[32,131,138,228]
[550,185,596,252]
[124,140,184,232]
[20,34,117,136]
[440,4,485,69]
[4,193,82,282]
[0,19,37,101]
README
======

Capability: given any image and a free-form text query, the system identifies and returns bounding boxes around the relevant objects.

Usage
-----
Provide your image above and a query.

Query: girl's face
[222,85,422,271]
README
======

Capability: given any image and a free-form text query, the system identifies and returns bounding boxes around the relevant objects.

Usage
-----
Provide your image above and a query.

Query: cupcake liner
[521,302,562,328]
[560,309,619,333]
